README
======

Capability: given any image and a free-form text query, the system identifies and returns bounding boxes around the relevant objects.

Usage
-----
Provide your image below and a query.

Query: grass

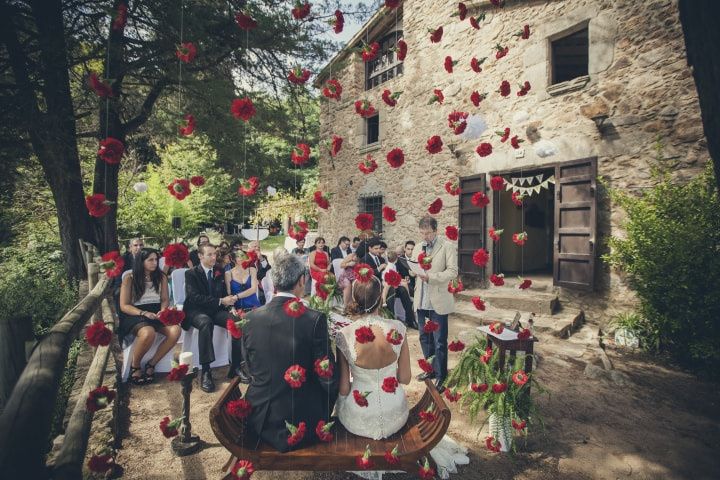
[260,234,286,254]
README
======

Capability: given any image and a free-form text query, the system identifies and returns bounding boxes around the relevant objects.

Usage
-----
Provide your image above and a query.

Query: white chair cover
[171,268,188,309]
[121,269,132,282]
[332,258,344,278]
[120,333,176,382]
[261,274,274,304]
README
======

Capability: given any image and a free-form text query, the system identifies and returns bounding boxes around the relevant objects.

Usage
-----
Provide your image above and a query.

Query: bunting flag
[505,175,555,196]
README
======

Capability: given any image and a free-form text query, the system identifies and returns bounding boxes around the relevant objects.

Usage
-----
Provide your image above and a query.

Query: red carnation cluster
[444,388,461,402]
[238,177,259,197]
[486,436,501,453]
[518,24,531,40]
[178,116,196,138]
[231,459,255,480]
[286,420,306,446]
[423,320,440,333]
[322,79,342,100]
[86,385,116,412]
[291,2,311,20]
[513,418,527,431]
[471,191,489,208]
[447,278,463,293]
[88,73,113,98]
[448,340,465,352]
[489,226,503,242]
[353,263,374,283]
[284,364,306,388]
[382,205,397,222]
[158,307,185,326]
[445,225,459,240]
[100,251,124,278]
[231,97,256,122]
[469,13,486,30]
[332,10,344,34]
[384,269,402,287]
[314,356,334,378]
[518,278,532,290]
[456,2,468,20]
[489,273,505,286]
[428,198,443,215]
[476,142,493,157]
[498,127,511,143]
[313,191,330,210]
[382,89,402,107]
[426,135,443,154]
[176,42,197,63]
[355,213,374,231]
[511,190,525,206]
[471,382,489,393]
[417,252,432,270]
[235,11,257,30]
[355,100,377,118]
[448,111,469,135]
[227,398,252,418]
[418,357,434,373]
[517,81,532,97]
[386,328,403,345]
[490,322,505,335]
[288,66,311,85]
[419,404,437,422]
[98,137,125,165]
[396,39,407,61]
[385,445,400,465]
[472,248,489,267]
[472,296,485,311]
[444,56,458,73]
[445,181,461,196]
[495,44,509,60]
[288,221,309,241]
[355,325,376,343]
[490,175,505,191]
[429,88,444,105]
[470,91,487,107]
[382,376,399,393]
[499,80,511,97]
[86,193,112,218]
[470,56,486,73]
[357,445,373,470]
[353,390,370,407]
[386,148,405,168]
[358,155,378,174]
[168,178,191,200]
[512,231,528,246]
[291,143,311,166]
[167,363,189,381]
[429,26,443,43]
[360,41,380,62]
[160,416,181,438]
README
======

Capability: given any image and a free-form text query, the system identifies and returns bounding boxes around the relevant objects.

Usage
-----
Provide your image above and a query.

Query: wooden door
[553,157,597,290]
[458,174,486,286]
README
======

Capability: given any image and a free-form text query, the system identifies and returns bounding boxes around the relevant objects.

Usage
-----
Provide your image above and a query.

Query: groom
[242,253,339,452]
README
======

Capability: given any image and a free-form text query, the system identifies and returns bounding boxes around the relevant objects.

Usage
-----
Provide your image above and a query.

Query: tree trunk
[679,0,720,189]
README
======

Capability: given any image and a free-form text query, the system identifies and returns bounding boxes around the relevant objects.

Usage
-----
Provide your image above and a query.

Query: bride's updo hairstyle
[348,277,382,316]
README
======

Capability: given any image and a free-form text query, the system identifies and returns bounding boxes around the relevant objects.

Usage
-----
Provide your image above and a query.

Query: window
[365,114,379,145]
[365,31,404,90]
[360,196,383,234]
[551,27,589,84]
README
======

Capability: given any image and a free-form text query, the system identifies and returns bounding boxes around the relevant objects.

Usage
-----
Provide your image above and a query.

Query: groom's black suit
[242,295,338,452]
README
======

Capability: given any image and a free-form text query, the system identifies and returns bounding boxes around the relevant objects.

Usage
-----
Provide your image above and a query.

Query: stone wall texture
[316,0,709,323]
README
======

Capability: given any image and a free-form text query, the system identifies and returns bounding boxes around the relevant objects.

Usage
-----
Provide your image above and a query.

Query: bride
[335,276,411,439]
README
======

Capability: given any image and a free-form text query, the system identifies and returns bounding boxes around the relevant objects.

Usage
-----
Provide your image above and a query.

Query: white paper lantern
[534,140,558,158]
[266,185,277,196]
[459,114,487,141]
[133,182,148,193]
[512,111,530,124]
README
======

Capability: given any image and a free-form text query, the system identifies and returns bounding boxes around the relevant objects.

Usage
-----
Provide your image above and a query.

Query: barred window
[359,196,383,234]
[365,31,404,90]
[365,114,379,146]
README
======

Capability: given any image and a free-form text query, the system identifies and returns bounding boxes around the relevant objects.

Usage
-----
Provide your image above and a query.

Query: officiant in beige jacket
[412,215,458,392]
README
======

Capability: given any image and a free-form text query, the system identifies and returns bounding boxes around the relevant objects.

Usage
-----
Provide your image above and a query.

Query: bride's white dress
[335,316,409,440]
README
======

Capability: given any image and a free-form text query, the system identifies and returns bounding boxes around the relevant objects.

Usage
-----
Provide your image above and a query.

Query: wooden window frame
[365,31,404,91]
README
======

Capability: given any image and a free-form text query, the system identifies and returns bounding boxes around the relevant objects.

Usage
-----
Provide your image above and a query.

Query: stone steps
[457,288,560,315]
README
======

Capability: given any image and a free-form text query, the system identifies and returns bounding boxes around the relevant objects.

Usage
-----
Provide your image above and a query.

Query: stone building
[314,0,708,320]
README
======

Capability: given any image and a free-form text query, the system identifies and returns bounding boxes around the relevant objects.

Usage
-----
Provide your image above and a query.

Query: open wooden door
[553,157,597,290]
[458,174,486,287]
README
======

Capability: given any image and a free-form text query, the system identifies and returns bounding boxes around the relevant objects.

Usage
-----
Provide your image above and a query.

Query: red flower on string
[510,136,523,149]
[489,322,505,334]
[429,26,443,43]
[419,405,437,422]
[227,398,252,418]
[386,329,403,345]
[160,416,181,438]
[470,56,486,73]
[355,99,377,118]
[112,2,127,31]
[444,387,461,402]
[518,278,532,290]
[476,142,493,157]
[100,251,124,278]
[190,175,205,187]
[444,56,458,73]
[235,11,257,30]
[381,89,402,107]
[429,88,445,105]
[486,436,501,453]
[384,269,402,287]
[238,177,259,197]
[471,192,489,208]
[322,79,342,100]
[86,193,112,218]
[512,232,528,246]
[385,445,400,465]
[313,191,330,210]
[423,320,440,333]
[471,296,485,310]
[448,279,463,293]
[480,347,493,363]
[355,325,376,343]
[511,191,524,207]
[176,42,197,63]
[517,328,532,340]
[494,44,509,60]
[286,421,306,446]
[291,143,311,166]
[515,24,531,39]
[353,263,375,283]
[428,197,443,214]
[396,39,407,61]
[226,317,244,339]
[98,137,124,165]
[288,221,308,242]
[471,382,488,393]
[158,307,185,326]
[288,66,311,85]
[499,80,511,97]
[426,135,443,154]
[385,0,401,8]
[167,363,189,381]
[470,91,487,107]
[517,80,532,96]
[168,178,191,200]
[358,155,378,174]
[512,419,527,431]
[497,127,510,143]
[490,176,505,191]
[448,340,465,352]
[448,111,469,134]
[472,248,489,267]
[489,226,503,242]
[445,225,459,241]
[492,382,507,393]
[316,420,334,442]
[357,445,373,469]
[231,97,256,121]
[162,243,189,268]
[386,148,405,168]
[382,376,399,393]
[88,454,114,473]
[353,390,370,407]
[360,41,380,62]
[86,386,116,412]
[418,357,434,373]
[469,13,486,30]
[382,205,397,222]
[417,252,432,270]
[456,2,468,20]
[284,364,306,388]
[512,370,529,386]
[355,213,374,230]
[445,181,461,196]
[291,2,311,20]
[489,273,505,286]
[332,10,344,34]
[230,459,255,480]
[283,297,306,318]
[87,73,113,98]
[419,457,436,480]
[314,356,334,378]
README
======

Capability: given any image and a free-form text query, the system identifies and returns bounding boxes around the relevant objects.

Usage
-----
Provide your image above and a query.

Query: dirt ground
[113,315,720,480]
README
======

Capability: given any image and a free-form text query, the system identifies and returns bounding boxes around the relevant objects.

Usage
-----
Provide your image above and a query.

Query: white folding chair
[332,258,344,278]
[120,333,176,382]
[171,268,188,309]
[121,269,132,282]
[261,274,274,304]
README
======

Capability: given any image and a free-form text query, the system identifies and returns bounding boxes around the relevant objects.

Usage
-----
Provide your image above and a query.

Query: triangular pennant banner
[536,174,544,183]
[547,175,556,184]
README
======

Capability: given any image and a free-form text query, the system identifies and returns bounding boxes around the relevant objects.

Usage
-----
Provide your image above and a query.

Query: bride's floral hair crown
[350,276,382,314]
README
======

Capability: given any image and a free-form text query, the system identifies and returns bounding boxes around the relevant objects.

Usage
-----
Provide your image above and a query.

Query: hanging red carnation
[518,278,532,290]
[476,142,493,157]
[158,307,185,326]
[429,26,443,43]
[517,328,532,339]
[313,191,330,210]
[455,2,468,20]
[353,263,375,283]
[494,44,509,60]
[515,24,531,40]
[445,181,461,196]
[357,445,373,470]
[418,357,434,373]
[283,297,306,318]
[167,363,189,381]
[87,73,113,98]
[316,420,334,442]
[469,13,486,30]
[355,99,377,118]
[86,386,116,412]
[489,226,503,242]
[512,231,528,246]
[286,420,306,446]
[492,381,507,394]
[176,42,197,63]
[423,320,440,333]
[353,390,371,407]
[385,445,401,465]
[355,325,375,343]
[237,177,259,197]
[382,205,397,222]
[428,88,444,105]
[88,453,114,473]
[386,329,403,345]
[445,225,458,240]
[426,135,443,154]
[284,364,306,388]
[486,436,501,453]
[489,273,505,286]
[112,2,128,31]
[331,10,344,34]
[360,41,380,62]
[499,80,511,97]
[86,193,112,218]
[448,340,465,352]
[355,213,374,230]
[384,269,402,288]
[382,89,402,107]
[471,382,489,393]
[471,192,489,208]
[470,91,487,107]
[291,1,311,20]
[86,321,112,347]
[471,296,485,310]
[189,175,205,187]
[314,356,334,378]
[291,143,311,166]
[417,252,432,270]
[512,370,529,386]
[444,56,458,73]
[447,278,463,293]
[98,137,124,165]
[428,197,443,214]
[512,418,527,431]
[100,251,124,278]
[230,460,255,480]
[322,79,342,100]
[288,221,309,241]
[235,11,257,30]
[470,56,486,73]
[511,190,525,206]
[386,148,405,168]
[447,111,469,134]
[231,97,256,121]
[288,66,311,85]
[419,404,437,421]
[480,346,493,363]
[382,376,399,393]
[497,127,510,143]
[419,457,436,480]
[396,39,407,61]
[510,135,524,149]
[444,387,462,402]
[227,398,252,418]
[517,80,532,96]
[490,175,505,191]
[472,248,489,267]
[162,243,189,268]
[358,155,378,174]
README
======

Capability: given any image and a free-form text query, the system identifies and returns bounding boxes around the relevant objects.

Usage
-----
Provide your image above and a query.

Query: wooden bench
[210,378,450,473]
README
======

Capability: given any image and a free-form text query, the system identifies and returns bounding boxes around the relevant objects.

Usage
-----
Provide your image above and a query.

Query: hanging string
[242,27,248,227]
[104,12,112,247]
[178,0,184,115]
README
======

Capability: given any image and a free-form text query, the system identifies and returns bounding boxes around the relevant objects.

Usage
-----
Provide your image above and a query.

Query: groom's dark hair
[270,253,305,292]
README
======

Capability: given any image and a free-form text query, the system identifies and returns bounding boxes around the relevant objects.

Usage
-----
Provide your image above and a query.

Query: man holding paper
[413,215,458,393]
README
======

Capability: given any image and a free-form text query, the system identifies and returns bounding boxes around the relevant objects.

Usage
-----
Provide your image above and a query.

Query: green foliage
[603,163,720,374]
[49,339,82,443]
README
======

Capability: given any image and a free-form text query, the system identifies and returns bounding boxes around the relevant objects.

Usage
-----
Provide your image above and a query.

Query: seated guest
[119,248,181,385]
[362,237,387,279]
[398,241,417,296]
[379,241,388,261]
[383,250,417,329]
[218,240,230,251]
[308,237,330,296]
[330,236,351,260]
[225,251,261,311]
[354,230,373,259]
[112,237,144,293]
[337,252,358,311]
[217,247,232,272]
[350,236,361,254]
[247,240,271,303]
[231,239,244,253]
[291,238,311,296]
[242,253,338,452]
[189,234,210,267]
[183,243,241,392]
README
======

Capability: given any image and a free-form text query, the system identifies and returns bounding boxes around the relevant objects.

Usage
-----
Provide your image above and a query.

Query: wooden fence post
[0,315,33,414]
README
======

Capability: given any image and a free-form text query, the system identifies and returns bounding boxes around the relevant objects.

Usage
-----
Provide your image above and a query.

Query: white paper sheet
[407,259,427,276]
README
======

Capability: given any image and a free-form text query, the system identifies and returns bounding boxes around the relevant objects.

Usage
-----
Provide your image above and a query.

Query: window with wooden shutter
[458,174,487,287]
[553,157,598,290]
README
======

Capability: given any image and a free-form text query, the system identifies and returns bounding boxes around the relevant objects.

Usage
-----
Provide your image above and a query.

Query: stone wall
[317,0,708,323]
